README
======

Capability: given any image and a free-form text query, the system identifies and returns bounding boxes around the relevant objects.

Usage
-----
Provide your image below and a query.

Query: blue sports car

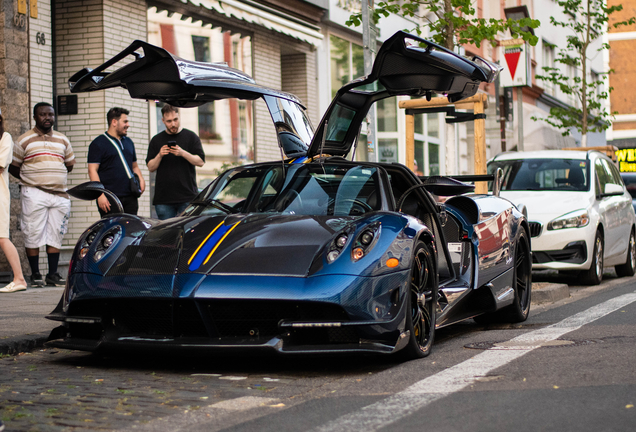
[46,32,530,359]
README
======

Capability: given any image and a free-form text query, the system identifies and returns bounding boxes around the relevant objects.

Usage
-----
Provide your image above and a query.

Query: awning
[151,0,324,47]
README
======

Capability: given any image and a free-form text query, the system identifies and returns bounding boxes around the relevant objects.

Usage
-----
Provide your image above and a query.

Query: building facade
[0,0,325,277]
[607,0,636,166]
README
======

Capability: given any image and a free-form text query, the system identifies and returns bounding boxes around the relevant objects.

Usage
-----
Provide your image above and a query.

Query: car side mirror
[602,183,624,197]
[68,181,124,213]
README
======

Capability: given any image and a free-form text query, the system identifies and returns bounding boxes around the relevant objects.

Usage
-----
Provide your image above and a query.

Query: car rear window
[489,158,590,191]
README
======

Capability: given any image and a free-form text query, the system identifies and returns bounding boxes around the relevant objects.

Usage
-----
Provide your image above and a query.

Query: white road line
[121,396,278,432]
[313,292,636,432]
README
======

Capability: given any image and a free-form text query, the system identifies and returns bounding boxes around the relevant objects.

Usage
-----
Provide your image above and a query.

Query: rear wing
[419,168,504,196]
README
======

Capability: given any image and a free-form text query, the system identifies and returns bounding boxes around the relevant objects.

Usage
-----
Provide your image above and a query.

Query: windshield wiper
[190,198,238,214]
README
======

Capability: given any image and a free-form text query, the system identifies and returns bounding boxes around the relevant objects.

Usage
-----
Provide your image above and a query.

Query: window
[198,102,218,141]
[491,159,589,191]
[377,97,397,132]
[329,35,364,98]
[379,138,398,163]
[239,101,248,145]
[412,110,441,176]
[542,40,555,95]
[192,36,211,62]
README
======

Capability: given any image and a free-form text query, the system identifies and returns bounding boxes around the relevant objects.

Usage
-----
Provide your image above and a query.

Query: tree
[346,0,540,50]
[533,0,635,146]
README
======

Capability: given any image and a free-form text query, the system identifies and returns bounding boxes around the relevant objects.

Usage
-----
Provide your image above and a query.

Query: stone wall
[0,0,31,277]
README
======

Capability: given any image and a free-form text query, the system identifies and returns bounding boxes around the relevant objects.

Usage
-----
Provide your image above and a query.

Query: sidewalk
[0,287,63,355]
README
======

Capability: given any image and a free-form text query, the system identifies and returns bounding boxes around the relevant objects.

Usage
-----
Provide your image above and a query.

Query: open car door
[68,40,314,159]
[306,31,502,159]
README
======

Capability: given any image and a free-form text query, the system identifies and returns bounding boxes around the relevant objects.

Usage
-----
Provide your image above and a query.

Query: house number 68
[36,32,46,45]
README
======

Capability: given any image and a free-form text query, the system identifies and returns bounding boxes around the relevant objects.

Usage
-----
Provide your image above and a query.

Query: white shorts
[20,186,70,249]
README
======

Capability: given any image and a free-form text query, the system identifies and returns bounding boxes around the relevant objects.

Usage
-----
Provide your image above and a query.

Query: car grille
[528,222,543,237]
[66,299,357,344]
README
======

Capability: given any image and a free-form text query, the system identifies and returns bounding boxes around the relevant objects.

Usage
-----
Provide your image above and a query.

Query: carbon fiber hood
[107,214,356,278]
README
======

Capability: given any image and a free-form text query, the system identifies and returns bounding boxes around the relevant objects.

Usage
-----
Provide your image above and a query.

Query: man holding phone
[146,104,205,220]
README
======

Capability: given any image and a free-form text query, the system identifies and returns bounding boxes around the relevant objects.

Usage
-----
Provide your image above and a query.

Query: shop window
[379,138,398,163]
[429,143,440,175]
[414,140,424,175]
[377,97,397,132]
[427,113,439,138]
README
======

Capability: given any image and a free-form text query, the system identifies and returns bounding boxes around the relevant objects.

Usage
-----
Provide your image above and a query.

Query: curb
[0,331,51,356]
[531,282,570,305]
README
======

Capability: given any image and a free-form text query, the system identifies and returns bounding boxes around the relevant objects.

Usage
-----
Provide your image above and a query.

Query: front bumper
[530,223,594,271]
[46,271,410,354]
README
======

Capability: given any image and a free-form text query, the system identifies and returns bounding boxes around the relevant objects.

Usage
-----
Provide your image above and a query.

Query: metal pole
[361,0,377,161]
[517,86,524,151]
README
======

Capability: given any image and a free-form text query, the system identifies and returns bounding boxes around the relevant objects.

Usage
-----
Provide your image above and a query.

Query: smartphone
[168,141,176,148]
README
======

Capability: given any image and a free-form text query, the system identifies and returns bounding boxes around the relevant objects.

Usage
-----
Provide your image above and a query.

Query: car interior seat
[567,167,585,190]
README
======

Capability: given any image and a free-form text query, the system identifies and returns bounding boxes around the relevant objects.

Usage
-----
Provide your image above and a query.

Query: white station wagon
[488,150,636,285]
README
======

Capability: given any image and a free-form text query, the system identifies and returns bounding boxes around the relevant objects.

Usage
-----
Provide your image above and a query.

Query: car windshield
[489,158,590,192]
[186,164,382,217]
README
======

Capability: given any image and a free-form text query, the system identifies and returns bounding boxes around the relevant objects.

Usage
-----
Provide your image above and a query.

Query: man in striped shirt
[9,102,75,287]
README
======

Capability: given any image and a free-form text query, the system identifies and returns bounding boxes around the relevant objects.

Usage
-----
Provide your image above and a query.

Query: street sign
[500,38,530,87]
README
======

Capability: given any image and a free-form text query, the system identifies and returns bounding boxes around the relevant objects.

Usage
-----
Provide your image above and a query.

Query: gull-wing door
[68,40,314,158]
[306,31,503,159]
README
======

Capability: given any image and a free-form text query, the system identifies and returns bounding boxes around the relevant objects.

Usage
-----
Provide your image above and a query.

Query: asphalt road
[1,273,635,431]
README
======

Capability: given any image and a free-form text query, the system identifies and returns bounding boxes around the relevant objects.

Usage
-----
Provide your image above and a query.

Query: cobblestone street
[0,348,391,431]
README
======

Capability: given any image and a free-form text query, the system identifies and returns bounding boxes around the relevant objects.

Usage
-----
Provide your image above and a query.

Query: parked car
[46,32,531,360]
[489,150,636,285]
[620,172,636,212]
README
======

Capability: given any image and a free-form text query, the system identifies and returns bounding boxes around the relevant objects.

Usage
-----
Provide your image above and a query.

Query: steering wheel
[330,198,373,215]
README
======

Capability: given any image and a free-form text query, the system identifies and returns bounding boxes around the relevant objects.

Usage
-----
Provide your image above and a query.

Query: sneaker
[0,419,5,431]
[45,272,66,286]
[0,282,27,293]
[30,272,44,287]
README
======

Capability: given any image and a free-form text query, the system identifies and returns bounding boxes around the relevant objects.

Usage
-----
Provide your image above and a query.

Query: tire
[400,241,437,359]
[615,229,636,277]
[579,231,604,285]
[498,229,532,322]
[474,229,532,324]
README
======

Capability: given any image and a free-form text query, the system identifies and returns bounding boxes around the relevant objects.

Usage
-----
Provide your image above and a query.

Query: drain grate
[464,339,597,350]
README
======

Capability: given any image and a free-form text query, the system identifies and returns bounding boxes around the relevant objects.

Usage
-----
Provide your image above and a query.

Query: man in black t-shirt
[146,105,205,219]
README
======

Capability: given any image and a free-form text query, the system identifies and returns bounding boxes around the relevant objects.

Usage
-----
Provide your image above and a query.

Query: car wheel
[615,229,636,277]
[401,241,437,359]
[474,229,532,324]
[579,231,604,285]
[499,229,532,322]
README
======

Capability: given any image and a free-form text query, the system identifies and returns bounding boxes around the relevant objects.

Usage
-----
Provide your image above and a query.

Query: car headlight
[79,224,103,259]
[547,209,590,230]
[327,232,350,263]
[93,226,122,262]
[351,222,381,261]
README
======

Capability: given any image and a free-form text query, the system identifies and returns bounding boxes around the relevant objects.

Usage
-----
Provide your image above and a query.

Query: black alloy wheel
[579,230,604,285]
[500,229,532,322]
[401,241,437,359]
[615,229,636,277]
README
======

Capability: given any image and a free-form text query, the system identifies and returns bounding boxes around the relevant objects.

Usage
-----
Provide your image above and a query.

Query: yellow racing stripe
[187,221,224,265]
[203,221,241,265]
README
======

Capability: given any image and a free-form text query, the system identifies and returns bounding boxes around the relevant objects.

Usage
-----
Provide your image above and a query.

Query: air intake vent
[529,222,543,238]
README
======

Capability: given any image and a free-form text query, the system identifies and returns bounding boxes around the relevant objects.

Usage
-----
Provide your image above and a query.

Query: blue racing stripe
[188,224,232,271]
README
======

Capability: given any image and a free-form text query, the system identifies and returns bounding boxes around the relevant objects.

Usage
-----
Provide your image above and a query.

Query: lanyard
[102,134,134,180]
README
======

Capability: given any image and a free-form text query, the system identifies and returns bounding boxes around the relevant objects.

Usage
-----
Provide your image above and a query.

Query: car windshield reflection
[186,164,381,217]
[489,158,590,192]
